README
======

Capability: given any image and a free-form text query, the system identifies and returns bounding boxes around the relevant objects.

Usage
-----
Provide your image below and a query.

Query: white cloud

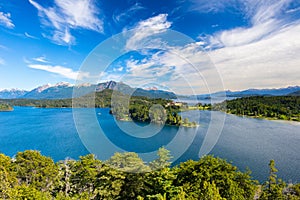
[122,1,300,93]
[29,0,103,45]
[52,28,75,45]
[96,2,300,94]
[113,66,123,72]
[193,0,300,91]
[0,11,14,28]
[209,22,300,90]
[113,3,145,23]
[28,64,89,80]
[25,32,39,39]
[33,56,49,63]
[125,14,172,50]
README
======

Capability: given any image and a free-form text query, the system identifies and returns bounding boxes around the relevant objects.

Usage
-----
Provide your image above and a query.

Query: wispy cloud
[28,0,103,45]
[28,64,89,80]
[0,11,14,28]
[189,0,241,13]
[0,44,8,50]
[24,32,39,39]
[195,0,300,90]
[125,14,172,50]
[32,56,49,63]
[113,1,300,94]
[113,3,145,24]
[208,23,300,90]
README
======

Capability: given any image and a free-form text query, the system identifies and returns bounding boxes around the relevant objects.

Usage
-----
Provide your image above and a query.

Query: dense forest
[0,148,299,199]
[214,96,300,121]
[110,96,196,127]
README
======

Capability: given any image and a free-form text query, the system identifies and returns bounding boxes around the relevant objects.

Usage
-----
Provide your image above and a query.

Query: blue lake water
[0,106,299,183]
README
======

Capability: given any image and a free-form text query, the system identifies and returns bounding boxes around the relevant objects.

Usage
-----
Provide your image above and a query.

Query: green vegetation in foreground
[0,148,299,199]
[214,96,300,122]
[0,103,13,111]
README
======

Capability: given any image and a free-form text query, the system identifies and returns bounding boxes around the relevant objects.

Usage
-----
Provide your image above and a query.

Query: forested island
[214,96,300,122]
[0,149,299,199]
[0,104,13,111]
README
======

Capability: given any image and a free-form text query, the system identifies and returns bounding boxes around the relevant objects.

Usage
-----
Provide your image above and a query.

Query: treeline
[0,149,299,199]
[214,96,300,121]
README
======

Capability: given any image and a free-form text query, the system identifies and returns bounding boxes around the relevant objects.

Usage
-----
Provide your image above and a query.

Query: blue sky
[0,0,299,94]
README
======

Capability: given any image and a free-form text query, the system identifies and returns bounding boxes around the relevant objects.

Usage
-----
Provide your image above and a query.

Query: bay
[0,106,299,183]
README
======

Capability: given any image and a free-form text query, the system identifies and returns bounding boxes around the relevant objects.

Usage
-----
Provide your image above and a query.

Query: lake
[0,106,299,183]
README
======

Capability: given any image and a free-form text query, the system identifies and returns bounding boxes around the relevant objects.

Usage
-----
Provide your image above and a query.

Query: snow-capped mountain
[2,81,298,100]
[0,89,28,99]
[0,81,176,99]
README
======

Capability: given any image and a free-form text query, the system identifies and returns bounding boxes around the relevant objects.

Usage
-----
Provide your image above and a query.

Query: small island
[110,96,198,127]
[0,103,13,112]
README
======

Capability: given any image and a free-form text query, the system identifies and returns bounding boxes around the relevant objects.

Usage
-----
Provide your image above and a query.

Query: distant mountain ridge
[0,81,176,99]
[0,89,28,99]
[1,82,299,99]
[196,86,300,99]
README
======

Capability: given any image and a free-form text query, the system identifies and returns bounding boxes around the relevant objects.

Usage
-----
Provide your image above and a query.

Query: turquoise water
[0,107,299,182]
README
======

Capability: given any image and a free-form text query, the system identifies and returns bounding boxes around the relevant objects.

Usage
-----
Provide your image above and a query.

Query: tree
[12,150,59,192]
[149,147,172,170]
[106,152,150,199]
[174,156,256,199]
[69,154,102,198]
[259,160,285,200]
[0,154,16,199]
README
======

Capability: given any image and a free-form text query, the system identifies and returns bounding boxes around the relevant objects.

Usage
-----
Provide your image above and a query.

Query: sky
[0,0,299,94]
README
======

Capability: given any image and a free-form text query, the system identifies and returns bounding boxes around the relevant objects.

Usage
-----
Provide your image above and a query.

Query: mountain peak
[36,84,52,92]
[145,86,158,91]
[54,82,73,87]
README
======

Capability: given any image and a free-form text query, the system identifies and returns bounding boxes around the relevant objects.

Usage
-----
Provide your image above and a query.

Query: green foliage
[7,184,52,200]
[0,154,17,199]
[13,150,59,192]
[259,160,286,200]
[0,103,13,111]
[214,96,300,121]
[174,156,257,200]
[0,149,299,199]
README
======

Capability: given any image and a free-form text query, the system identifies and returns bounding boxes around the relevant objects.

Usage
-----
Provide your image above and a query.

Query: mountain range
[0,81,299,99]
[195,86,300,99]
[0,81,177,99]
